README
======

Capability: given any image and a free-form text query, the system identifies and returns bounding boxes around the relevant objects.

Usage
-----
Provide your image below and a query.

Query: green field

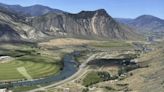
[0,57,61,81]
[82,71,112,87]
[82,72,103,87]
[0,43,63,81]
[12,85,39,92]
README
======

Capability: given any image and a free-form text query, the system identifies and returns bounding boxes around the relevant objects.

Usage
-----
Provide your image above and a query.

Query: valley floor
[0,38,163,92]
[36,38,164,92]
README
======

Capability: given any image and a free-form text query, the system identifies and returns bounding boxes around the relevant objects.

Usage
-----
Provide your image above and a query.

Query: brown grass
[120,47,164,92]
[39,38,93,47]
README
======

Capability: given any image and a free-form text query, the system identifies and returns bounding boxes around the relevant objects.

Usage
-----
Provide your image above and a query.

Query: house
[0,89,7,92]
[147,36,154,42]
[0,88,12,92]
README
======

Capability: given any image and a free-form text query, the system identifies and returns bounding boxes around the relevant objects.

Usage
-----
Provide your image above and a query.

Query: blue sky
[0,0,163,19]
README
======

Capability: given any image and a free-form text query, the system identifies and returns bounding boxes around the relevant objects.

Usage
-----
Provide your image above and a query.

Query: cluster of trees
[83,66,139,87]
[118,65,139,76]
[97,71,111,81]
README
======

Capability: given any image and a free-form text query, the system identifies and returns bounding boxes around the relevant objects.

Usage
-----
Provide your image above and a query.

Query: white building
[0,88,12,92]
[0,89,7,92]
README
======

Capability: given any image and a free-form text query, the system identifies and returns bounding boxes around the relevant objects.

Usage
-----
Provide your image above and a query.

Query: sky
[0,0,163,19]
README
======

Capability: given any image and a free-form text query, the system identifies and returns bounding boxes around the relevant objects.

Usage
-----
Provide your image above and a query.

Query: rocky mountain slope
[0,7,44,41]
[0,3,142,41]
[30,9,141,40]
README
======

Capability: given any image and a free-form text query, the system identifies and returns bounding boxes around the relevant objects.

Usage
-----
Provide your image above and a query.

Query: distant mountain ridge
[115,15,164,33]
[0,3,64,16]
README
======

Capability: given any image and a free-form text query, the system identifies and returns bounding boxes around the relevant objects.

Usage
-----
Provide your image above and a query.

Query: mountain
[116,15,164,33]
[0,3,142,41]
[0,3,64,16]
[30,9,141,40]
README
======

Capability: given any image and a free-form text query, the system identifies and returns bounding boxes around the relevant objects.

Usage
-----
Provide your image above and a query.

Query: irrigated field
[0,43,63,81]
[0,59,60,81]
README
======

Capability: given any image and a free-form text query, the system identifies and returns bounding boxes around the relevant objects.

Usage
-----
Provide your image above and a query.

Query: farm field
[0,58,60,81]
[0,43,63,81]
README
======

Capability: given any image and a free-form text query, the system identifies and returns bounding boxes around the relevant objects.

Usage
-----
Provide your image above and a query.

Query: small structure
[147,36,154,42]
[0,56,14,63]
[0,88,12,92]
[130,59,138,63]
[0,88,7,92]
[63,88,70,92]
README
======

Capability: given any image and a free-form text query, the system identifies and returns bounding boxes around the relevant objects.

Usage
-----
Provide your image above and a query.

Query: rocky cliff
[31,9,141,40]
